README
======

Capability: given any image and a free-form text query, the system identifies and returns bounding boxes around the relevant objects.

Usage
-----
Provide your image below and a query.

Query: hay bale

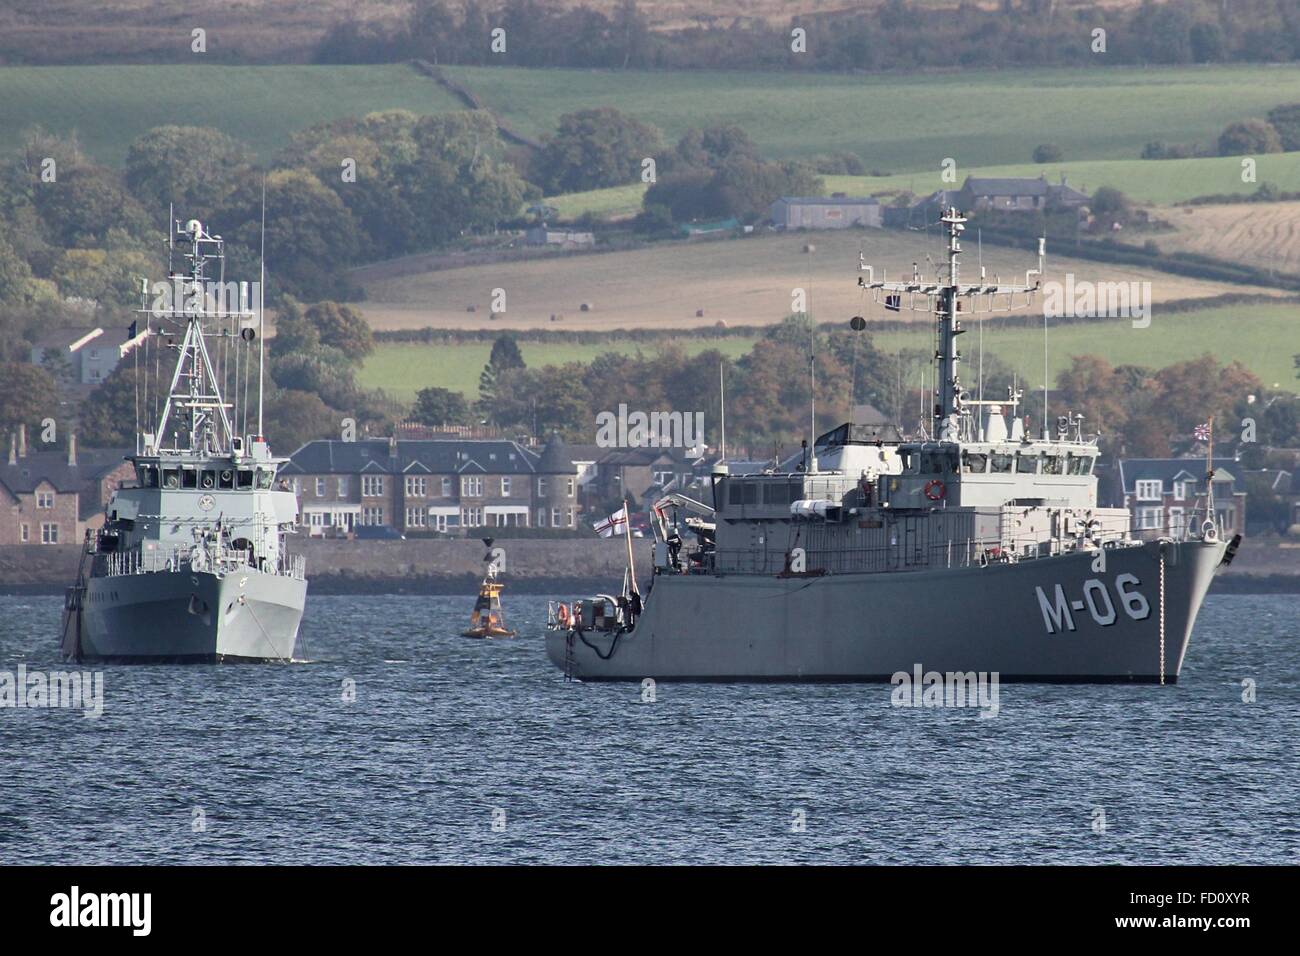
[714,319,728,330]
[803,243,816,253]
[466,304,478,312]
[579,302,592,312]
[695,308,705,318]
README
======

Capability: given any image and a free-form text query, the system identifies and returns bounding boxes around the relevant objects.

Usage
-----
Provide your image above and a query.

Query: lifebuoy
[924,479,946,501]
[556,603,571,628]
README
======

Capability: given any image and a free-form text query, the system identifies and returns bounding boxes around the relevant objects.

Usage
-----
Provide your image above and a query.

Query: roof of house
[1116,457,1244,493]
[30,326,131,353]
[281,439,557,477]
[536,434,579,474]
[963,176,1050,197]
[0,446,133,519]
[776,196,880,206]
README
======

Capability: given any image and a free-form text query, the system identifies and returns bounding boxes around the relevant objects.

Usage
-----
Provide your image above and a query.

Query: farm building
[769,196,882,230]
[525,225,595,248]
[959,174,1091,213]
[29,325,134,385]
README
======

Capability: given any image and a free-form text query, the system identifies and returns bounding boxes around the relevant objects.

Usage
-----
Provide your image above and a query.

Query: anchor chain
[1158,546,1166,686]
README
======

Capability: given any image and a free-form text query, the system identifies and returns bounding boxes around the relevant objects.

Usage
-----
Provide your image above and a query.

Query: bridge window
[1069,456,1094,476]
[162,468,179,489]
[181,469,198,489]
[990,454,1012,474]
[1016,454,1038,474]
[139,465,158,487]
[763,480,801,505]
[237,469,254,489]
[1042,455,1064,475]
[962,452,987,473]
[728,481,758,505]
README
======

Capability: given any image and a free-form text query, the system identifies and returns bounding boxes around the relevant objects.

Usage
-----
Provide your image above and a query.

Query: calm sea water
[0,593,1296,865]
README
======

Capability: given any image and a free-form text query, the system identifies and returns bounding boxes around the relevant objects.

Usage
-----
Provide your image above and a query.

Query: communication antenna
[258,178,267,439]
[719,360,727,460]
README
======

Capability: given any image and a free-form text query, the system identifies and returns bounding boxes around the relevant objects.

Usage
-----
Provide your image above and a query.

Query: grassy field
[355,228,1270,333]
[1150,201,1300,274]
[874,302,1298,394]
[451,64,1300,173]
[6,61,1300,175]
[0,64,461,164]
[360,299,1297,402]
[545,152,1300,220]
[358,335,757,401]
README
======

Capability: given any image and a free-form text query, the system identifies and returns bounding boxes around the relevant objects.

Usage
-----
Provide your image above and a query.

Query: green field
[0,64,461,164]
[451,64,1300,172]
[874,302,1299,394]
[543,151,1300,220]
[358,336,758,401]
[7,61,1300,176]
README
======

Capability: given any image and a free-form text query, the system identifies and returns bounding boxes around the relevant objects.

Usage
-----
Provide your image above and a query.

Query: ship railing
[711,534,1143,576]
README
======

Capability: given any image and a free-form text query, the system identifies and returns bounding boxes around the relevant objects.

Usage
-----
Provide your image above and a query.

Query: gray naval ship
[60,216,306,662]
[547,209,1241,683]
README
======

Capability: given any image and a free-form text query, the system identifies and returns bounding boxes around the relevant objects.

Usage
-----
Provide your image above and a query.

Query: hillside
[0,64,461,165]
[353,228,1275,332]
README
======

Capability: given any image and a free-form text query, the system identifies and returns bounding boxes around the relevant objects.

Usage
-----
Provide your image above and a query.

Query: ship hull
[70,568,306,663]
[547,539,1226,682]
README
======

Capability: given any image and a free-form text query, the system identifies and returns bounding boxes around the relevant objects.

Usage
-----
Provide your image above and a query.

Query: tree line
[315,0,1300,71]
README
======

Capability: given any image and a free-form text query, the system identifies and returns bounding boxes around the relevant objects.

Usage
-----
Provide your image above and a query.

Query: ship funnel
[985,405,1008,443]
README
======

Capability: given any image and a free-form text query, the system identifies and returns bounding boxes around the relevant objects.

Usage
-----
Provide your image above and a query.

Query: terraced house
[0,429,133,546]
[282,435,580,536]
[1112,457,1247,540]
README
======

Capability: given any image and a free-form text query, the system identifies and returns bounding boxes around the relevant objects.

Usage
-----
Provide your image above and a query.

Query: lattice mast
[859,207,1045,441]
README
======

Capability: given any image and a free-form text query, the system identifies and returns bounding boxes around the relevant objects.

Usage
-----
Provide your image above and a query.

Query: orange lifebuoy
[924,479,946,501]
[556,603,571,627]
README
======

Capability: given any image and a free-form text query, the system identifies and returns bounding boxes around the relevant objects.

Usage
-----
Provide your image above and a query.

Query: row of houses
[3,425,1293,545]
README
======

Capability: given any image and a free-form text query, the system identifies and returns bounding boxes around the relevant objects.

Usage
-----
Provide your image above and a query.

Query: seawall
[2,535,1297,594]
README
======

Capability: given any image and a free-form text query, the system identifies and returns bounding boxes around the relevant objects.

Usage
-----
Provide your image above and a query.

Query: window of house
[405,507,427,527]
[552,508,563,527]
[564,508,573,528]
[536,508,546,527]
[461,476,483,497]
[315,478,326,497]
[362,475,385,497]
[653,470,672,487]
[566,477,575,497]
[362,506,384,526]
[441,476,452,497]
[537,477,548,496]
[1173,480,1190,501]
[1135,480,1162,501]
[20,523,29,543]
[36,491,54,509]
[461,506,482,527]
[500,476,511,497]
[1136,507,1163,530]
[405,476,427,497]
[337,476,349,497]
[41,522,59,544]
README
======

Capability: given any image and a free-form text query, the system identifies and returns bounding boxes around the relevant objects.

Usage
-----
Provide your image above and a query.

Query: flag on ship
[1194,421,1211,442]
[593,507,628,538]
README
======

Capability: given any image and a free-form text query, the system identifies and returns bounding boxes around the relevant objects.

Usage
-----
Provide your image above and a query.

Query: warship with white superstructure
[547,208,1240,683]
[60,215,306,662]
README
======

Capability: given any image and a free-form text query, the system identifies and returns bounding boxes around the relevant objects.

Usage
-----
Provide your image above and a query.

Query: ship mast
[859,207,1044,442]
[143,218,253,457]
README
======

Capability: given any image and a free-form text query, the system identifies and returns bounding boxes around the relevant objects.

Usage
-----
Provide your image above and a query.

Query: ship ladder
[564,630,576,682]
[1158,544,1167,686]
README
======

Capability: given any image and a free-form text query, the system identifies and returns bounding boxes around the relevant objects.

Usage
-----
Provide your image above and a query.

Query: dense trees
[311,0,1300,72]
[413,386,471,426]
[644,126,822,223]
[1218,119,1283,156]
[537,109,662,194]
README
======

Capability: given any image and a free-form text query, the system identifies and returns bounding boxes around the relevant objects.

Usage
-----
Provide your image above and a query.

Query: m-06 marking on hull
[1035,573,1151,634]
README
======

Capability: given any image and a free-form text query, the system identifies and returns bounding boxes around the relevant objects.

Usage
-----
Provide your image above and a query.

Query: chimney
[388,435,398,458]
[67,432,77,467]
[18,423,26,458]
[7,433,15,467]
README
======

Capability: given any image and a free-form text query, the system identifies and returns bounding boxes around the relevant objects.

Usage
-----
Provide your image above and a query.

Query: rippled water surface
[0,593,1296,864]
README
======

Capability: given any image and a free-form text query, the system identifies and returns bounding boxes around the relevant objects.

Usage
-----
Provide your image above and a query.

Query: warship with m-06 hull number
[60,215,306,663]
[547,209,1240,683]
